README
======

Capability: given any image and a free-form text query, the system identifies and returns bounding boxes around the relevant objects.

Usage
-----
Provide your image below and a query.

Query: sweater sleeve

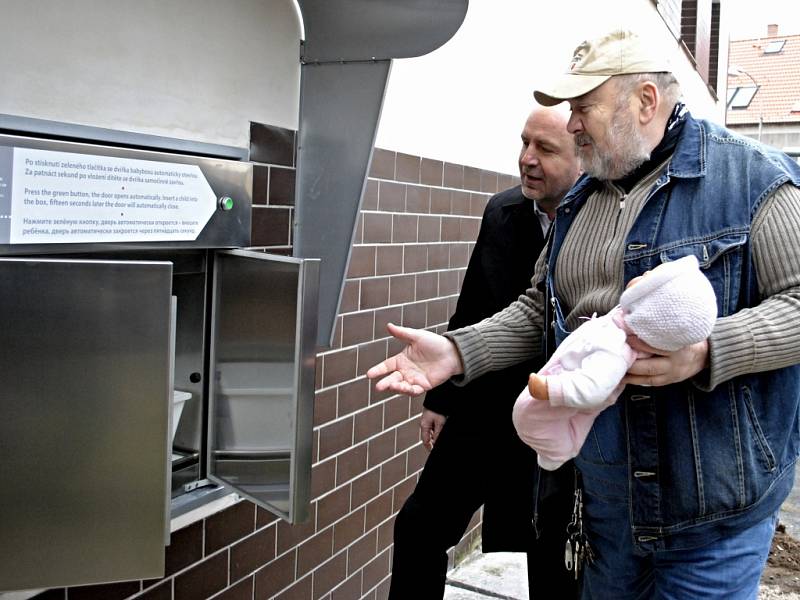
[445,244,548,383]
[700,183,800,390]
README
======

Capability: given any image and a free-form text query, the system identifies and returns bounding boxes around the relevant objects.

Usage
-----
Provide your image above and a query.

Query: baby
[512,254,717,470]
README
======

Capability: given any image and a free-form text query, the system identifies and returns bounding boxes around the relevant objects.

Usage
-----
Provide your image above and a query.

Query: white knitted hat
[619,255,717,351]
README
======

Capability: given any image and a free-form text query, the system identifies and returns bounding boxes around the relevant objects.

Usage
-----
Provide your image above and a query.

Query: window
[728,86,758,109]
[764,39,786,54]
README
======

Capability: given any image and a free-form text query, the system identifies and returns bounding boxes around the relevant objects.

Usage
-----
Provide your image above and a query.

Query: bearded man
[368,28,800,599]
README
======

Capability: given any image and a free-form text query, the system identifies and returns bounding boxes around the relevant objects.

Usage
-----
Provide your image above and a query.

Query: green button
[219,196,234,211]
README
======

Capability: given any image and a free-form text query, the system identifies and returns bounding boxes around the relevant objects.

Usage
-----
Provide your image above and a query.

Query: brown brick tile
[417,215,441,242]
[314,388,337,427]
[331,572,362,600]
[276,507,316,554]
[396,419,421,453]
[312,550,349,599]
[297,527,334,577]
[342,311,375,347]
[359,278,389,310]
[69,581,141,600]
[438,270,460,296]
[441,216,461,242]
[252,206,291,246]
[317,485,352,529]
[257,507,281,530]
[139,580,171,600]
[415,272,438,300]
[269,166,296,206]
[363,213,393,244]
[362,179,379,210]
[420,158,444,186]
[275,573,312,600]
[356,340,387,378]
[426,298,450,328]
[347,530,378,576]
[451,189,472,216]
[463,166,482,191]
[426,244,449,270]
[351,468,381,509]
[449,244,470,268]
[383,396,410,428]
[410,393,425,416]
[401,301,426,329]
[369,148,395,179]
[311,458,336,500]
[402,245,427,273]
[443,163,464,189]
[362,548,392,593]
[391,214,418,243]
[337,377,370,416]
[500,173,518,190]
[391,475,418,512]
[388,274,415,305]
[231,525,277,580]
[461,217,481,241]
[322,348,357,388]
[333,507,366,553]
[380,454,407,492]
[470,192,490,217]
[336,442,368,486]
[367,429,396,468]
[373,307,402,340]
[164,520,203,577]
[374,574,391,600]
[318,417,354,460]
[255,551,296,599]
[377,515,396,553]
[395,152,420,184]
[347,246,376,278]
[175,551,228,600]
[375,245,403,276]
[205,501,256,554]
[354,404,384,443]
[480,170,499,194]
[405,185,430,213]
[253,164,268,206]
[214,576,253,600]
[365,490,393,531]
[430,188,451,214]
[377,181,405,212]
[339,280,359,314]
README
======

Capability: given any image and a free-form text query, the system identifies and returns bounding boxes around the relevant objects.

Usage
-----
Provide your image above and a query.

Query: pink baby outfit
[512,255,717,470]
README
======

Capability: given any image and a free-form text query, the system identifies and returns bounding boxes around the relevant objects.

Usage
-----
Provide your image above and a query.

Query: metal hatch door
[0,258,173,591]
[208,250,319,523]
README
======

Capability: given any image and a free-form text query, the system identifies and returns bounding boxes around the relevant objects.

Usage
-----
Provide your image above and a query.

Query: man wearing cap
[368,28,800,598]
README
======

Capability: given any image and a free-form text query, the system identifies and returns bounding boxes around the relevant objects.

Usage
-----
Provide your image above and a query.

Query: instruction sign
[0,145,218,244]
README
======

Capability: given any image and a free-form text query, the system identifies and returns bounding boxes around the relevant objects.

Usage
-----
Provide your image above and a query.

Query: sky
[726,0,800,39]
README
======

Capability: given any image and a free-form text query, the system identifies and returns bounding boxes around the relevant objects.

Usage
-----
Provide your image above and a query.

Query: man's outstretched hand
[366,323,464,396]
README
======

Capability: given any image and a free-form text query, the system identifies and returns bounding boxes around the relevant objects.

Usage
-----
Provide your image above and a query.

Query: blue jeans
[576,407,778,600]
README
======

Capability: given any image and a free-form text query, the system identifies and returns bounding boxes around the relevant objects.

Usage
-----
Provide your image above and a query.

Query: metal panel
[293,60,390,346]
[298,0,468,62]
[208,249,319,522]
[293,0,468,347]
[0,258,173,591]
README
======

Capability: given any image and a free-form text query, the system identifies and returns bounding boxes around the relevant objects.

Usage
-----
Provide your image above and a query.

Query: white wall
[0,0,302,149]
[376,0,726,175]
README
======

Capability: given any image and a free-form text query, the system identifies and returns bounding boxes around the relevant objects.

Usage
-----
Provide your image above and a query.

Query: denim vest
[545,114,800,550]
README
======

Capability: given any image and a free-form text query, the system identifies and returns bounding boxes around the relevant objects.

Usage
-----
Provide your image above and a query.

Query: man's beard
[575,105,651,181]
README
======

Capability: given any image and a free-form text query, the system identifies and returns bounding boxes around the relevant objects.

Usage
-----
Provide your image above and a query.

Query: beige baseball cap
[534,29,672,106]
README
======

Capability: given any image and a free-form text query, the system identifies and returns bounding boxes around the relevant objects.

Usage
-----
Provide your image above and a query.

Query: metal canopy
[293,0,468,347]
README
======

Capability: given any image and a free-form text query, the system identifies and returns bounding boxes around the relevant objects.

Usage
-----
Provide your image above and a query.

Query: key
[564,538,574,571]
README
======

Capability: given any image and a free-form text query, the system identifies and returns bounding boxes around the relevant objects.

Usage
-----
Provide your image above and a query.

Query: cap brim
[534,73,612,106]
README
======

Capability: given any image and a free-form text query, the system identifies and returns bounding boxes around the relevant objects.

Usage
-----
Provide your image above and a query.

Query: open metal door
[208,250,319,523]
[0,258,173,591]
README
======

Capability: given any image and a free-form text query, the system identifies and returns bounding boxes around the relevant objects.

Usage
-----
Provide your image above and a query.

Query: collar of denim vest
[558,110,705,212]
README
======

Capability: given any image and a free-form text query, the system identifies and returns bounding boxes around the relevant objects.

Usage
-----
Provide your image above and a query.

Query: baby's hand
[527,373,550,401]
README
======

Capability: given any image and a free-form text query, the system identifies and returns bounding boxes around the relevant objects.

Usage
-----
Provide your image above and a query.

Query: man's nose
[567,113,582,135]
[522,150,539,166]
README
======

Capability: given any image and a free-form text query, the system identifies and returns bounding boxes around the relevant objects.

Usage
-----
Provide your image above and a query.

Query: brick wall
[31,134,517,600]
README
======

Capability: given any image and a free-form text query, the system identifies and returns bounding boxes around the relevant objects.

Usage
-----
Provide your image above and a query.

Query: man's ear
[638,81,659,124]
